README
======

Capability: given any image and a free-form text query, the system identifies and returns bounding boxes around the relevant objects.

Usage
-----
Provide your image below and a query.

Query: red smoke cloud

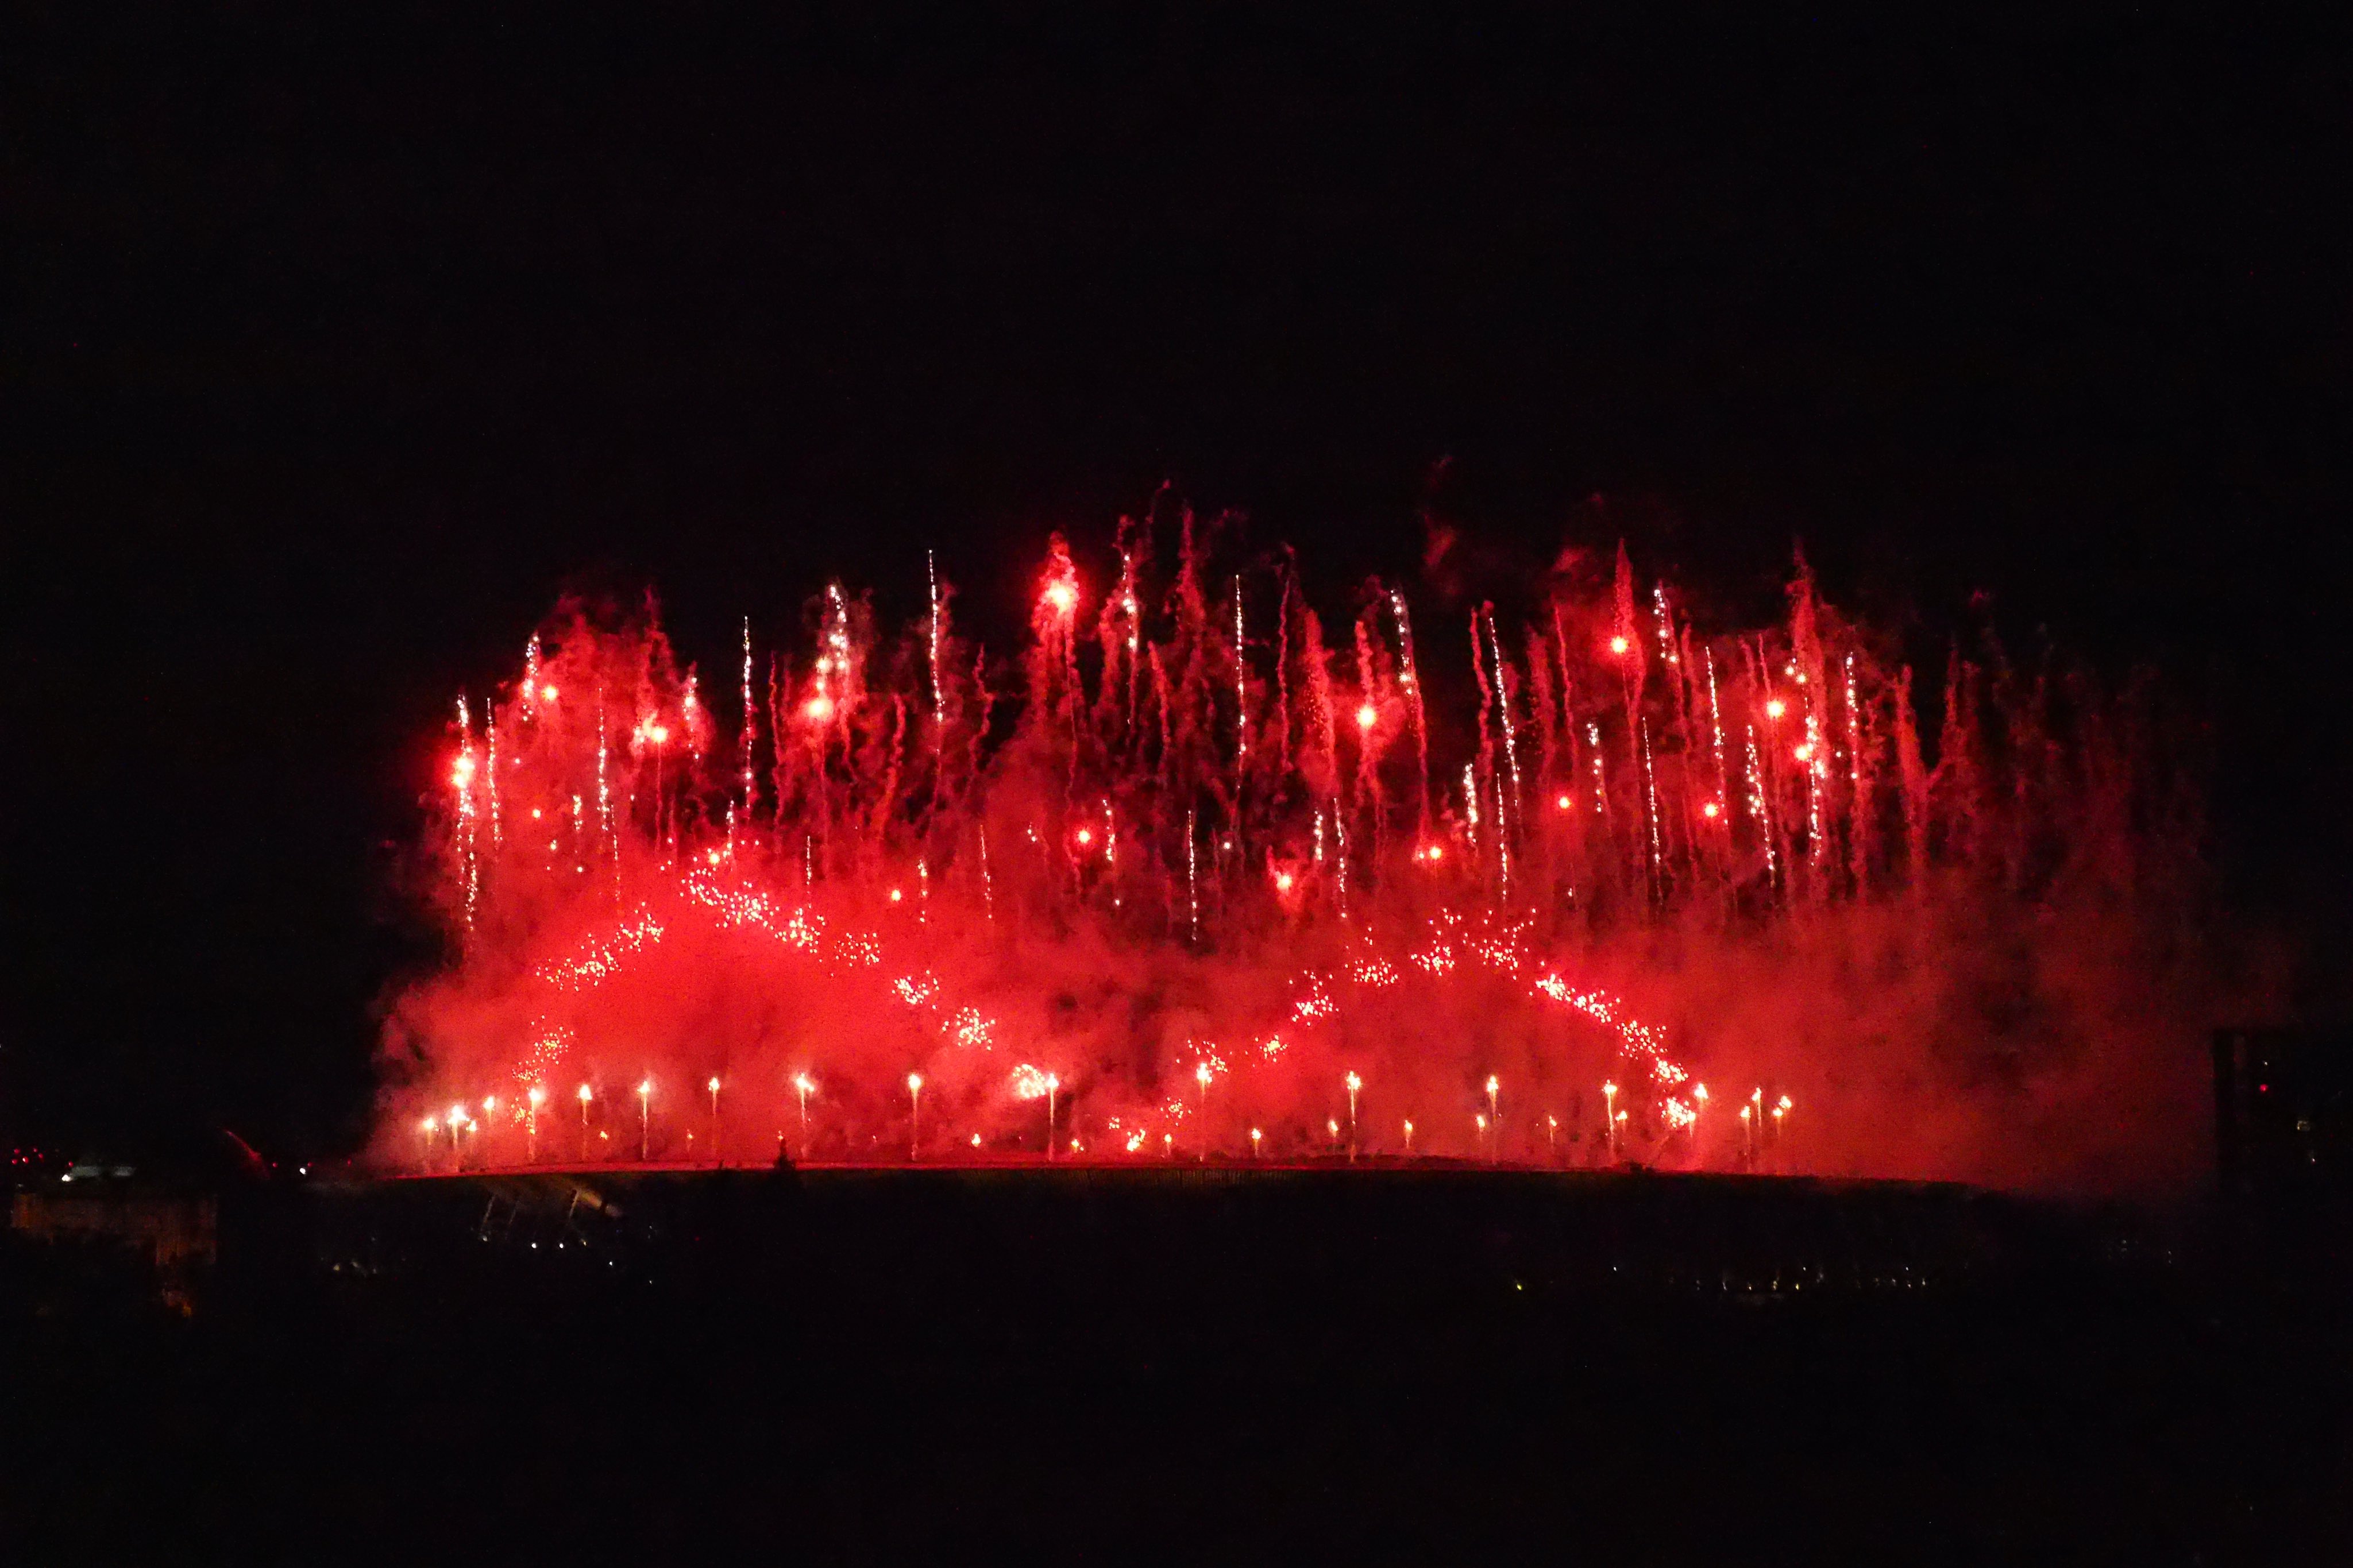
[380,515,2232,1191]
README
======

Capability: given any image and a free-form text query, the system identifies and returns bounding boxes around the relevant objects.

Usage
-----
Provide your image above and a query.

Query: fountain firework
[380,511,2217,1191]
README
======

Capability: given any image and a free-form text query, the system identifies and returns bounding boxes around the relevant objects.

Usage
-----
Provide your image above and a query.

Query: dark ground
[3,1168,2345,1564]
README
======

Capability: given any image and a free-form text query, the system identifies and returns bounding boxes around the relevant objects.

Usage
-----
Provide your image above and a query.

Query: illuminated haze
[378,512,2228,1190]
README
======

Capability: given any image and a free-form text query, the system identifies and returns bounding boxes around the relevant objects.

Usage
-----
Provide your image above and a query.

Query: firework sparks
[381,521,2196,1189]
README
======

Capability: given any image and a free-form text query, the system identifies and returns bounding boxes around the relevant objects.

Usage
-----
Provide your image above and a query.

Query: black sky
[3,5,2347,1157]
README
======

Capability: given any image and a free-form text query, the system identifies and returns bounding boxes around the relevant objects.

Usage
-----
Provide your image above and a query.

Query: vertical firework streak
[1495,766,1513,905]
[1392,591,1432,840]
[740,617,757,833]
[1845,650,1868,889]
[1186,806,1199,942]
[597,692,616,909]
[1233,574,1248,768]
[1462,762,1480,861]
[1487,608,1522,907]
[1706,647,1730,823]
[1486,608,1524,831]
[1641,713,1664,906]
[1804,707,1826,870]
[928,550,945,736]
[1333,800,1350,922]
[453,697,479,929]
[485,713,502,853]
[1745,722,1777,887]
[1587,723,1608,836]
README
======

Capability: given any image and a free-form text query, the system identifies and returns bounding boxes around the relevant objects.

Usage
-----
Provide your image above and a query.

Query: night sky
[5,6,2346,1160]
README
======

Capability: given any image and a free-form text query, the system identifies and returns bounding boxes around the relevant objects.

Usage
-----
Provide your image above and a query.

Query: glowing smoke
[379,515,2225,1190]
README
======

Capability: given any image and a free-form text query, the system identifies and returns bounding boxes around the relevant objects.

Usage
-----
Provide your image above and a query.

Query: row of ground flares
[408,1072,1796,1171]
